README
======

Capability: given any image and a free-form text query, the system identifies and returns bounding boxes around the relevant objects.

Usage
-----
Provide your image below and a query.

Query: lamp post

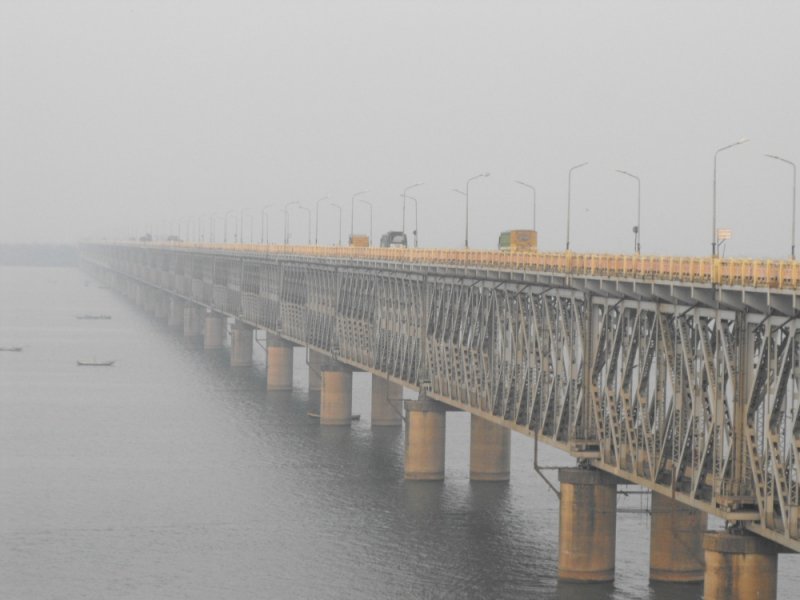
[315,195,329,244]
[402,182,424,234]
[514,180,537,231]
[713,138,749,257]
[283,201,299,244]
[464,173,490,248]
[358,198,373,245]
[224,209,238,243]
[566,162,588,251]
[298,205,311,245]
[765,154,797,260]
[261,205,271,244]
[330,203,343,246]
[350,190,368,242]
[615,170,641,254]
[406,195,420,247]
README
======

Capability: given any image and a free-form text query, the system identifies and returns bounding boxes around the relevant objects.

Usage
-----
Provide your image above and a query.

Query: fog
[1,0,799,257]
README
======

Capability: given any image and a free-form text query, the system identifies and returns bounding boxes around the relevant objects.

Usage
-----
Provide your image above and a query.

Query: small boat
[77,359,115,367]
[0,346,23,352]
[76,314,112,320]
[307,412,360,421]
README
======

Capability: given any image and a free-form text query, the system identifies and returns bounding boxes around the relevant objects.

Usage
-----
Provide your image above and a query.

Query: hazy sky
[2,0,799,257]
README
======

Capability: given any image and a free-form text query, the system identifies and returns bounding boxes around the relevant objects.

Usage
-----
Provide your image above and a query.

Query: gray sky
[1,0,799,257]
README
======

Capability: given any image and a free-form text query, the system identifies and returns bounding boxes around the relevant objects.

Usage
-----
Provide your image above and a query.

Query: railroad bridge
[81,242,800,598]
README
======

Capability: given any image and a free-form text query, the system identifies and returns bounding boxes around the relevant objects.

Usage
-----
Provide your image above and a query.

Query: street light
[329,203,343,246]
[283,201,299,244]
[615,170,641,254]
[566,162,588,251]
[357,198,373,245]
[713,138,749,257]
[261,205,272,244]
[765,153,797,260]
[297,205,311,245]
[315,195,329,244]
[402,182,424,233]
[224,209,238,243]
[465,173,490,248]
[514,180,537,231]
[350,190,368,241]
[405,195,420,247]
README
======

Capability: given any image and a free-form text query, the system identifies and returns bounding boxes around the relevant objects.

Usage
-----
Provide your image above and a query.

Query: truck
[498,230,537,252]
[349,234,369,247]
[380,231,408,248]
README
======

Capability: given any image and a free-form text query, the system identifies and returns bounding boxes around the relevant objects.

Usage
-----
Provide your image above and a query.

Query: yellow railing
[128,242,800,290]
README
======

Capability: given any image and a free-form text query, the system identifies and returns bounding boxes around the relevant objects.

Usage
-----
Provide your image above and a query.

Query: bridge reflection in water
[81,242,800,599]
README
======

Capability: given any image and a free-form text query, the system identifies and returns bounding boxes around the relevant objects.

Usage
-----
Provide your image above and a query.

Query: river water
[1,266,797,599]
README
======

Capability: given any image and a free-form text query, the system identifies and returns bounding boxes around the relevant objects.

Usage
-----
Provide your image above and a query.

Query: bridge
[80,241,800,599]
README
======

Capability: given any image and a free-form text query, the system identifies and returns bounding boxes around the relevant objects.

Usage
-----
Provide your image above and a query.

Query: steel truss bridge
[81,242,800,553]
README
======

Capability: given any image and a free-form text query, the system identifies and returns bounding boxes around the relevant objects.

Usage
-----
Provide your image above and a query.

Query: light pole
[315,195,328,244]
[261,205,271,244]
[514,180,537,231]
[616,170,641,254]
[402,182,424,234]
[298,205,311,245]
[713,138,749,257]
[283,201,299,244]
[224,209,238,243]
[464,173,490,248]
[406,195,420,247]
[330,203,343,246]
[350,190,368,242]
[566,162,588,251]
[765,154,797,260]
[358,198,373,245]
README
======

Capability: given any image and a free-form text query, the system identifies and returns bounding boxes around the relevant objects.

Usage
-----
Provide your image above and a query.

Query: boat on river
[0,346,23,352]
[76,314,112,320]
[76,359,115,367]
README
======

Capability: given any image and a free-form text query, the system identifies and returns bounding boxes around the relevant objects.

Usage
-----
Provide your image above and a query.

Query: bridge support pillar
[404,398,445,480]
[703,532,778,600]
[469,415,510,481]
[649,493,706,582]
[320,365,353,425]
[371,376,403,427]
[135,285,147,309]
[267,335,293,392]
[230,321,254,367]
[307,350,323,396]
[183,304,205,338]
[203,312,225,349]
[168,298,185,329]
[557,468,617,582]
[154,293,169,320]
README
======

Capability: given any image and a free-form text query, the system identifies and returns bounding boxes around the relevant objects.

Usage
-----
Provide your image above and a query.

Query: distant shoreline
[0,244,78,267]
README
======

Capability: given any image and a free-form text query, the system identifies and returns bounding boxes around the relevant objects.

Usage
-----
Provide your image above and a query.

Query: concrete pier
[404,398,446,480]
[469,415,510,481]
[167,297,185,329]
[557,468,617,582]
[267,335,293,391]
[319,366,353,425]
[703,532,778,600]
[183,304,205,338]
[229,320,254,367]
[154,293,169,320]
[649,493,707,582]
[371,376,403,427]
[308,350,323,396]
[203,312,225,349]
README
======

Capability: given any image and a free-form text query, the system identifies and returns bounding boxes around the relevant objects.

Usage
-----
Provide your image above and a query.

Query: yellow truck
[349,234,370,247]
[498,230,537,252]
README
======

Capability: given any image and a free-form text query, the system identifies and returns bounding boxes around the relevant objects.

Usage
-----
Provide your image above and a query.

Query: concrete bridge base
[203,312,225,349]
[168,298,185,329]
[371,376,403,427]
[649,493,706,582]
[703,532,778,600]
[404,398,445,480]
[230,320,253,367]
[469,415,510,481]
[307,350,323,396]
[267,335,293,391]
[320,366,353,425]
[183,305,205,337]
[557,468,617,582]
[154,293,169,321]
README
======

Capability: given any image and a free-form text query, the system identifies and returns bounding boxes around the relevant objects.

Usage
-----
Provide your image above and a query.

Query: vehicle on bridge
[498,229,537,252]
[380,231,407,248]
[349,234,369,247]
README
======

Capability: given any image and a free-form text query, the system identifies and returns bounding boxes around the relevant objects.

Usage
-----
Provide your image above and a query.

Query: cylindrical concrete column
[557,468,617,582]
[703,532,778,600]
[230,320,254,367]
[267,335,293,391]
[308,350,323,395]
[371,376,403,427]
[154,293,169,320]
[649,493,707,582]
[203,312,225,349]
[135,285,146,308]
[320,368,353,425]
[168,298,185,328]
[404,399,446,480]
[469,415,510,481]
[183,305,205,337]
